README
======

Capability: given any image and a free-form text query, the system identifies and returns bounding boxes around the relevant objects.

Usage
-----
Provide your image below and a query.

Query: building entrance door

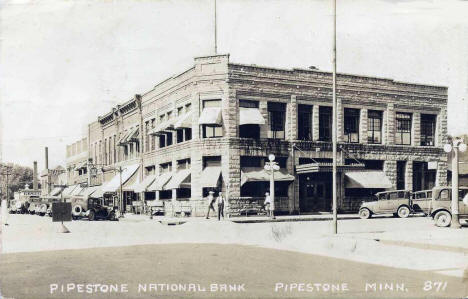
[299,173,332,213]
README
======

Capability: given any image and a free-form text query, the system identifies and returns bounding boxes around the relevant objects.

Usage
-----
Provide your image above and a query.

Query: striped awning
[147,172,173,191]
[164,169,191,190]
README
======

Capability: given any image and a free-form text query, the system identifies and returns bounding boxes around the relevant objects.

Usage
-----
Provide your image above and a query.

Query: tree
[0,163,36,199]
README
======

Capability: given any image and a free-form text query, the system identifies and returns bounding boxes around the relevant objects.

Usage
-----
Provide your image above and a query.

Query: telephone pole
[0,165,13,207]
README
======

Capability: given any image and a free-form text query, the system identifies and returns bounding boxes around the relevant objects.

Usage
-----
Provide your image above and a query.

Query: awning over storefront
[62,184,79,198]
[239,108,265,125]
[134,174,157,193]
[89,185,104,198]
[119,126,139,145]
[122,169,140,192]
[82,185,101,198]
[147,172,173,191]
[71,185,86,196]
[240,167,295,186]
[200,166,221,188]
[345,171,392,189]
[165,169,191,190]
[198,107,222,125]
[74,161,87,171]
[102,164,140,193]
[49,187,63,197]
[174,111,193,129]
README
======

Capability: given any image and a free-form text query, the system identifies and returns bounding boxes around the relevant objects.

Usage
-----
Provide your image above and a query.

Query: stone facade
[71,54,448,216]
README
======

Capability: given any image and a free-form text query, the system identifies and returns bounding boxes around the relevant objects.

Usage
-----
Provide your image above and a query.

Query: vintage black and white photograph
[1,0,468,298]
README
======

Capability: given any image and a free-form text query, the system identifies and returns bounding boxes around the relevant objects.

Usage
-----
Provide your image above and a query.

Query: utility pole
[332,0,338,234]
[0,166,13,207]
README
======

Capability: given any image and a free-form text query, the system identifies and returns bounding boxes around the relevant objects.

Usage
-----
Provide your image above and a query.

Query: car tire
[397,206,410,218]
[434,210,451,227]
[88,210,95,221]
[359,208,371,219]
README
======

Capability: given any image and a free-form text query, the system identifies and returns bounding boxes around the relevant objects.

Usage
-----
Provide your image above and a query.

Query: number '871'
[423,281,447,292]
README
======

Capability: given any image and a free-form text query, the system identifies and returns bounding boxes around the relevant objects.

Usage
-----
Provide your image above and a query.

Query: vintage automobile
[359,190,412,219]
[9,199,27,214]
[27,198,42,215]
[36,197,61,217]
[71,197,117,221]
[411,189,433,215]
[147,200,165,216]
[429,186,468,227]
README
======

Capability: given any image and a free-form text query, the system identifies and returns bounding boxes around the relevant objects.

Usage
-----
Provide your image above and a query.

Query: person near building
[205,191,216,219]
[217,192,225,220]
[264,192,275,219]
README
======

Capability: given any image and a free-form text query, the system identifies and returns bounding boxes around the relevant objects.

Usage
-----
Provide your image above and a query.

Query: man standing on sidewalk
[217,192,225,221]
[205,191,216,219]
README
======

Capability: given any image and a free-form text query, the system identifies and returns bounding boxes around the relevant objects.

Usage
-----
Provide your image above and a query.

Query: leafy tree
[0,163,38,199]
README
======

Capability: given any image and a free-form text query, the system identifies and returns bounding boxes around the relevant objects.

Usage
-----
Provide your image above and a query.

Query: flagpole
[332,0,338,234]
[214,0,217,55]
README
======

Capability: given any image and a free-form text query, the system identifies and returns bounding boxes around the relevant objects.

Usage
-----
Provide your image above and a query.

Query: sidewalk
[121,212,360,224]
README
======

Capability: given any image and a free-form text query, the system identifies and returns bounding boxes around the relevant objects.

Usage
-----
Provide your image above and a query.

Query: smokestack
[45,147,49,170]
[33,161,38,190]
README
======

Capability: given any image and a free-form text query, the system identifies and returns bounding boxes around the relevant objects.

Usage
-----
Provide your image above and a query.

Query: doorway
[299,172,332,213]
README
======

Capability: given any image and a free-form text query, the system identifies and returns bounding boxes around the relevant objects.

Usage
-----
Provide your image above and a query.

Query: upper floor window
[344,108,360,143]
[395,112,412,145]
[319,106,332,141]
[267,102,286,139]
[185,103,192,111]
[160,162,172,173]
[201,99,223,138]
[421,114,436,146]
[159,135,166,148]
[367,110,382,144]
[239,100,261,139]
[166,132,173,146]
[298,105,313,141]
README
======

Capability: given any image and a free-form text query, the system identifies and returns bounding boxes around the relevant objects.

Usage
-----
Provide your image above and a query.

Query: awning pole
[332,0,338,234]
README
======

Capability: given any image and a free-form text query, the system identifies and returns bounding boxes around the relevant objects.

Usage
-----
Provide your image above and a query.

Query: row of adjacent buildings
[60,54,448,217]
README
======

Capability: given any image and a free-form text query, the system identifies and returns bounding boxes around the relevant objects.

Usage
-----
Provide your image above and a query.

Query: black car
[87,198,117,221]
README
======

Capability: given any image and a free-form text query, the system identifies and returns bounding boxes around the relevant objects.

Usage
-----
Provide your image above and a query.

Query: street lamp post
[265,154,280,219]
[444,137,467,228]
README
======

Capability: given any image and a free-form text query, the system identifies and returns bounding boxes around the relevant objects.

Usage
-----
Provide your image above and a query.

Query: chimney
[33,161,38,190]
[45,147,49,170]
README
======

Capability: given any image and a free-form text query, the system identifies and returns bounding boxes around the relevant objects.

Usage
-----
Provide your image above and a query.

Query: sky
[1,0,467,170]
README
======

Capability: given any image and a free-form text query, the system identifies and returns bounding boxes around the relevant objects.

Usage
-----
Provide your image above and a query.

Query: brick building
[78,54,447,216]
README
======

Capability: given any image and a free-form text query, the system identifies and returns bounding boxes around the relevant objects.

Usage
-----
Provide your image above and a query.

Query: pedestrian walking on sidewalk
[205,191,216,219]
[217,192,225,220]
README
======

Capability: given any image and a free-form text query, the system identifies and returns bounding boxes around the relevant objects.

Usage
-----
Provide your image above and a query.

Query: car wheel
[434,210,451,227]
[359,208,371,219]
[88,210,95,221]
[397,206,410,218]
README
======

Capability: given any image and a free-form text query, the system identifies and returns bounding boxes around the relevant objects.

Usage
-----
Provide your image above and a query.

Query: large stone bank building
[66,54,448,216]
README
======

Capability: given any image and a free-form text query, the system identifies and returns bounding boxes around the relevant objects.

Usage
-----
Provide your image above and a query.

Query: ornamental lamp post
[443,137,467,228]
[264,154,280,219]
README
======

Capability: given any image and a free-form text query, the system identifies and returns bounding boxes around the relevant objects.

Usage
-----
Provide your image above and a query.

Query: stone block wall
[359,109,368,144]
[405,161,413,191]
[412,112,421,146]
[384,160,397,189]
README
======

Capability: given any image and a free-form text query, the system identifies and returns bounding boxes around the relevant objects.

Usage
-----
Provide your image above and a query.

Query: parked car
[27,198,41,215]
[411,190,433,215]
[430,186,468,227]
[9,199,27,214]
[359,190,412,219]
[147,200,165,216]
[71,197,117,221]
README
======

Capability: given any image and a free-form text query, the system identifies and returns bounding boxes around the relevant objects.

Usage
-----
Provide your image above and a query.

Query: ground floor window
[145,192,155,201]
[413,161,436,191]
[241,181,289,197]
[176,188,191,199]
[159,190,172,200]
